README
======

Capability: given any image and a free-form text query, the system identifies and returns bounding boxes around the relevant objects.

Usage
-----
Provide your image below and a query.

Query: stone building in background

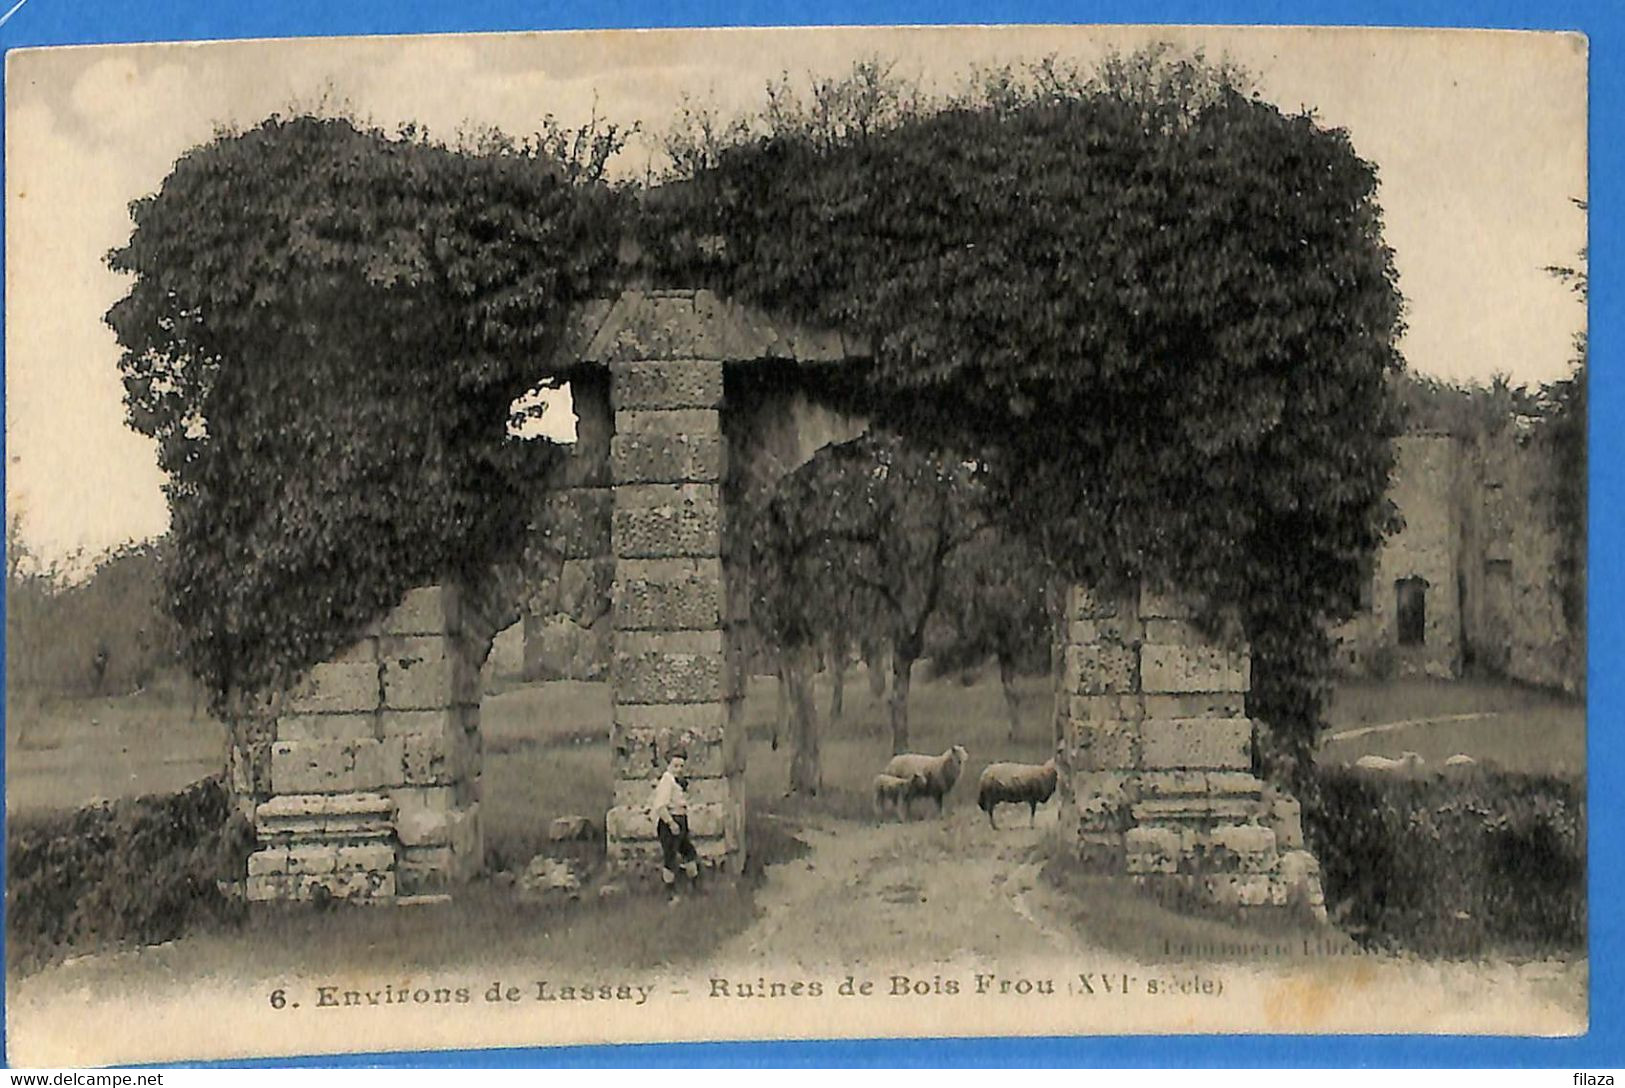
[1331,426,1583,695]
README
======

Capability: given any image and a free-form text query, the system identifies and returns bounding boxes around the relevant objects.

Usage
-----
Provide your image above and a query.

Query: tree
[5,513,57,704]
[3,526,185,701]
[1391,370,1537,437]
[106,114,628,709]
[1541,206,1587,640]
[749,473,833,793]
[756,432,989,757]
[931,530,1053,740]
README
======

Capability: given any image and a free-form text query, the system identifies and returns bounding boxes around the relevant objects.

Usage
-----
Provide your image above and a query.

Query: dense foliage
[1304,768,1585,956]
[111,54,1403,781]
[1392,370,1533,437]
[1536,362,1586,636]
[106,116,626,703]
[643,65,1404,783]
[5,777,255,974]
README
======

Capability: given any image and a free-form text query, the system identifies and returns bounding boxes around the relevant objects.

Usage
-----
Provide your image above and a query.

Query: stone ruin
[1054,585,1325,916]
[233,285,1324,919]
[239,584,483,900]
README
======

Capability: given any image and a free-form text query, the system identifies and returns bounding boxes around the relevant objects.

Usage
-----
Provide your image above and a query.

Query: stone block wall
[1056,584,1325,918]
[244,585,485,902]
[522,369,615,681]
[1335,433,1463,679]
[1473,432,1584,695]
[1330,429,1583,695]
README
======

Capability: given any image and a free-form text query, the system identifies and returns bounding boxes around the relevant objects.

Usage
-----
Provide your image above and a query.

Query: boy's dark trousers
[658,814,700,885]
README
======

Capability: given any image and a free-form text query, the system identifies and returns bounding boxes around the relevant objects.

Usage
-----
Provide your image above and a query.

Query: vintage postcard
[3,23,1588,1067]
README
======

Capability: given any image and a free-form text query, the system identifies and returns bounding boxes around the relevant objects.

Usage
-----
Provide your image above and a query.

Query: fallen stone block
[549,815,599,842]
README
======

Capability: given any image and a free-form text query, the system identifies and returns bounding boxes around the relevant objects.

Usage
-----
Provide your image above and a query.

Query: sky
[3,25,1589,567]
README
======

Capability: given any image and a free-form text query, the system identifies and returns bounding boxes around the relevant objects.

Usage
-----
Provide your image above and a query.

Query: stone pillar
[605,354,746,875]
[1056,583,1325,918]
[245,585,484,902]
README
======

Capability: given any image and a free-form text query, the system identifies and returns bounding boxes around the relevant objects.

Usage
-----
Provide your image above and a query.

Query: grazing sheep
[1353,751,1426,776]
[977,758,1058,828]
[883,745,969,817]
[1441,752,1492,779]
[873,772,927,820]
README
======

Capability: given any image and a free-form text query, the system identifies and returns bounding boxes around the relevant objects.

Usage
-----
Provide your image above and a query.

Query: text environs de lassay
[308,980,657,1008]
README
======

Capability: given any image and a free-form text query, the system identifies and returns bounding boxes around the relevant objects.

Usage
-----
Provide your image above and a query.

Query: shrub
[5,777,255,975]
[1303,767,1585,957]
[105,116,624,707]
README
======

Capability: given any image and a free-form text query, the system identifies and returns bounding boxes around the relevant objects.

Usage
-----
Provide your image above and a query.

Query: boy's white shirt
[650,769,688,826]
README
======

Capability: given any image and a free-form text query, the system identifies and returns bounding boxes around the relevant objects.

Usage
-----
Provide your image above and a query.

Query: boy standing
[650,753,700,895]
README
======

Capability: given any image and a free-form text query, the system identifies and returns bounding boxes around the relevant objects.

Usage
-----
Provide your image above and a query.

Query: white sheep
[883,745,969,817]
[1441,752,1492,779]
[873,772,927,820]
[1352,751,1426,776]
[977,758,1058,828]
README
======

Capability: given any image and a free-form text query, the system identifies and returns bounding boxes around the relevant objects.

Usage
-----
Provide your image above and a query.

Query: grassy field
[6,668,1584,834]
[3,666,1586,981]
[5,673,220,814]
[1320,677,1585,776]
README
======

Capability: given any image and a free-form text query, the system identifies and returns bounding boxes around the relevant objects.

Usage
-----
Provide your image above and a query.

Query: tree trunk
[773,659,789,751]
[830,654,846,722]
[999,653,1022,741]
[787,645,821,795]
[1047,578,1067,753]
[889,651,915,755]
[865,640,888,699]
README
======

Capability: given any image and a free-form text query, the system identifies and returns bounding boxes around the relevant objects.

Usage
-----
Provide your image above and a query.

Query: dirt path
[7,799,1589,1066]
[1321,711,1504,744]
[716,804,1089,970]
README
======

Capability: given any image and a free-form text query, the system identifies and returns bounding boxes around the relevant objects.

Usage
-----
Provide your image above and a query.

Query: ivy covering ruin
[107,53,1404,784]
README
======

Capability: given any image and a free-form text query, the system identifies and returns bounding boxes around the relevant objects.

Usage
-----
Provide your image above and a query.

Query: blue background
[0,0,1616,1070]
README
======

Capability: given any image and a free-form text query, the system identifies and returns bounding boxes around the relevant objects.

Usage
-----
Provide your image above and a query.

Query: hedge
[1304,767,1585,958]
[6,776,255,974]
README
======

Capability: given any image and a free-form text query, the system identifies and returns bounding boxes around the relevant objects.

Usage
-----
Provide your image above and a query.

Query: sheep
[1352,751,1426,776]
[977,758,1058,829]
[1441,752,1497,780]
[883,745,969,817]
[873,772,928,821]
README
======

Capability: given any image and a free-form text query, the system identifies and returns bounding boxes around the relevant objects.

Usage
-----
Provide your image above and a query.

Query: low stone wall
[244,585,484,902]
[1056,583,1325,918]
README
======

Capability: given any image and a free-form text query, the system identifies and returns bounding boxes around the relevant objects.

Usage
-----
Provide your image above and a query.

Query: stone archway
[237,286,1322,918]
